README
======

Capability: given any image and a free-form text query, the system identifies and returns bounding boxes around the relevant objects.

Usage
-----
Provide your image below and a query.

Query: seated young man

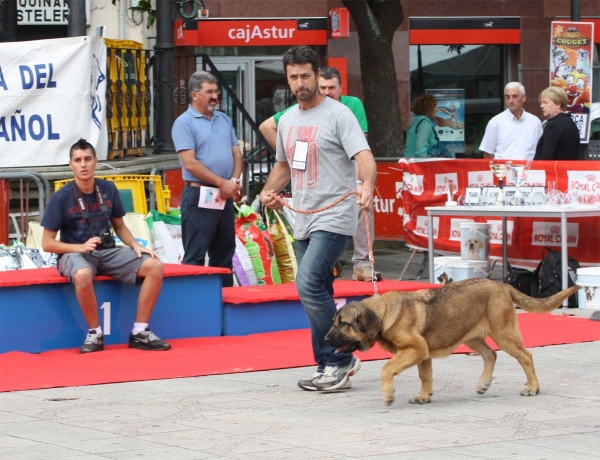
[41,139,171,354]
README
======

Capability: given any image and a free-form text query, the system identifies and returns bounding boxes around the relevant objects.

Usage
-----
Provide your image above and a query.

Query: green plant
[111,0,156,29]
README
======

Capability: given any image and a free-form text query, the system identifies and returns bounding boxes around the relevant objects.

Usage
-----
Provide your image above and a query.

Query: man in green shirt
[259,66,381,282]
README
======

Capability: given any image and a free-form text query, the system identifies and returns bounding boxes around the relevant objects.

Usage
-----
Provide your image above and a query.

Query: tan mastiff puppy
[323,278,581,406]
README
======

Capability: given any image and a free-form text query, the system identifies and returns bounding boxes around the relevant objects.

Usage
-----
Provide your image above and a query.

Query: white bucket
[460,222,491,261]
[576,267,600,309]
[433,256,490,285]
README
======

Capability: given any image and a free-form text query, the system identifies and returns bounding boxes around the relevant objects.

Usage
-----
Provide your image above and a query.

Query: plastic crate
[53,175,170,215]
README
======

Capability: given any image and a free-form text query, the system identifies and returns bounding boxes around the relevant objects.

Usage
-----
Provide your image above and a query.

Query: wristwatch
[230,178,240,184]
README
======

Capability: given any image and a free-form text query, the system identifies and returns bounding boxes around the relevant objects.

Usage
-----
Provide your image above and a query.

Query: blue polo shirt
[172,105,239,183]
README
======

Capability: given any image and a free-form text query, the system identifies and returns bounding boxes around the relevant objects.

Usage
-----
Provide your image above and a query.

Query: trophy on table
[489,161,512,206]
[508,162,529,206]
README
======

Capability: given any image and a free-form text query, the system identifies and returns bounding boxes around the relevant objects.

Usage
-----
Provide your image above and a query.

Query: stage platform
[0,265,228,353]
[221,280,435,335]
[0,266,437,354]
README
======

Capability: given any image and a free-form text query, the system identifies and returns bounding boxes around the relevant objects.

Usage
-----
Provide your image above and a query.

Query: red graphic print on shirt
[284,125,320,191]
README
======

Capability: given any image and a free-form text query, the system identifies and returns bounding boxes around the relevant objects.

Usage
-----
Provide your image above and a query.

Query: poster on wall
[0,37,108,167]
[425,88,465,153]
[549,21,595,143]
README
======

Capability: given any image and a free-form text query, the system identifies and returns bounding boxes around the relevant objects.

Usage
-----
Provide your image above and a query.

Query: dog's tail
[509,285,581,313]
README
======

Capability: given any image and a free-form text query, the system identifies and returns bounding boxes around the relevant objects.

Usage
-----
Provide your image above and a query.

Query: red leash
[269,190,379,295]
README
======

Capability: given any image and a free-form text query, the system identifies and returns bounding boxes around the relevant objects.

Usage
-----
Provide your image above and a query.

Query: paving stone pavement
[1,342,599,460]
[1,245,599,459]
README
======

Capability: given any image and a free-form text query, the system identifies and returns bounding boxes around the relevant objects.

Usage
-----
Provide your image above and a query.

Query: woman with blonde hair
[404,94,453,158]
[534,86,580,160]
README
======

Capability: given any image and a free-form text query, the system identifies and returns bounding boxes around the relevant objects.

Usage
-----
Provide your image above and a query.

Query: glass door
[210,58,252,141]
[211,57,295,134]
[254,59,294,127]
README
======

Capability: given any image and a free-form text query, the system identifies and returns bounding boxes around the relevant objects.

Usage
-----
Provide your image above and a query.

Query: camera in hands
[97,231,116,250]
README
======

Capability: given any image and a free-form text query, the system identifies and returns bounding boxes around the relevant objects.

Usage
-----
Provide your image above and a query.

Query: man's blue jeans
[295,231,352,371]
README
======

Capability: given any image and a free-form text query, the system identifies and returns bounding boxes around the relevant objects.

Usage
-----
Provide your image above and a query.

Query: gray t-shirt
[276,97,370,240]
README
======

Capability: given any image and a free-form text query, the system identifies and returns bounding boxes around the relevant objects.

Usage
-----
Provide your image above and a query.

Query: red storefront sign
[174,18,328,47]
[330,8,350,39]
[409,17,521,45]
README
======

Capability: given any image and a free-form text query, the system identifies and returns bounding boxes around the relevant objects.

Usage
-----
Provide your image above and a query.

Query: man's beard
[207,98,218,112]
[295,85,317,102]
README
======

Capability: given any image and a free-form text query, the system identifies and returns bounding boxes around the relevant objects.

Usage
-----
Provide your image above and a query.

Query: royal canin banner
[174,18,328,47]
[380,159,600,266]
[0,37,108,166]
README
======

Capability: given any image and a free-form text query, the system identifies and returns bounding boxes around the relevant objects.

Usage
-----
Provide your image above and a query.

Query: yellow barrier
[104,39,147,158]
[54,175,171,215]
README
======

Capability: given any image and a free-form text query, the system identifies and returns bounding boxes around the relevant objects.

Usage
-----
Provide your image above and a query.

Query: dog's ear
[356,307,381,340]
[477,240,483,249]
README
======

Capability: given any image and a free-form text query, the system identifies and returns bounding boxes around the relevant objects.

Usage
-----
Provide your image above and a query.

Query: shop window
[410,45,504,156]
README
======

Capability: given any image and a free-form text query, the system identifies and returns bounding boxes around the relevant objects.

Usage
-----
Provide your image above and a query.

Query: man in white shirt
[479,82,543,160]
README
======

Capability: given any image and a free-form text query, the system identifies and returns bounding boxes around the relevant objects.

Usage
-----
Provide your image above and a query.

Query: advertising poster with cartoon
[425,89,465,152]
[550,21,595,143]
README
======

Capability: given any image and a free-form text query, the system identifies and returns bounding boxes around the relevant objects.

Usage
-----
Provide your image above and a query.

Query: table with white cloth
[425,205,600,306]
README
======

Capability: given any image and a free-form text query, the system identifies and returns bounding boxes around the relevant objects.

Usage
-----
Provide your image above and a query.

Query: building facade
[6,0,600,154]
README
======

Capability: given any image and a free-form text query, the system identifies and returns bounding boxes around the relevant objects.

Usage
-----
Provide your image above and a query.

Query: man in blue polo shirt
[171,71,244,287]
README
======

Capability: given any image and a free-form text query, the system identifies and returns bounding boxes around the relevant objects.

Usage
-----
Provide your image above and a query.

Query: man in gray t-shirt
[276,97,368,240]
[260,46,377,393]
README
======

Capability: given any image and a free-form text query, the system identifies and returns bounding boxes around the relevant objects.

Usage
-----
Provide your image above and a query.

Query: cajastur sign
[174,18,328,47]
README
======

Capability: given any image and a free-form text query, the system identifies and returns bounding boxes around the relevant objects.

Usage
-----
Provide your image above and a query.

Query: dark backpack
[531,249,580,308]
[504,265,535,296]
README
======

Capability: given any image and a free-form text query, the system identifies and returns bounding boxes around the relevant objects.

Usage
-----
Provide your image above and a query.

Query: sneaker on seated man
[42,139,171,354]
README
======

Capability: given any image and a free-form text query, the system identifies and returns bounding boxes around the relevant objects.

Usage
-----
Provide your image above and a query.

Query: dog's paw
[520,386,540,396]
[383,393,395,406]
[476,379,493,394]
[409,394,431,404]
[382,388,395,406]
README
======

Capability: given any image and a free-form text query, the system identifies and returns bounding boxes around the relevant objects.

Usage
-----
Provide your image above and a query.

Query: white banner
[0,37,108,167]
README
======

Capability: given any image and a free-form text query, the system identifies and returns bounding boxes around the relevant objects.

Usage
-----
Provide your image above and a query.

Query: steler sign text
[174,18,328,47]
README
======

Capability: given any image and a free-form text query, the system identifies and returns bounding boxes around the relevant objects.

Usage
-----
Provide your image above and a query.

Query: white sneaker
[313,357,362,391]
[298,372,352,391]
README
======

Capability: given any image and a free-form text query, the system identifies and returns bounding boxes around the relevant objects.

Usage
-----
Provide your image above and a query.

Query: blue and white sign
[0,37,108,167]
[425,88,465,153]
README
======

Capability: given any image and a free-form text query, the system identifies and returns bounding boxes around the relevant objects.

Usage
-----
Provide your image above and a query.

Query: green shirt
[405,115,437,158]
[273,95,368,133]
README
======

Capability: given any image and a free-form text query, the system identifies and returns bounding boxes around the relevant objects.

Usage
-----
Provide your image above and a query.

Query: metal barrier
[0,172,49,243]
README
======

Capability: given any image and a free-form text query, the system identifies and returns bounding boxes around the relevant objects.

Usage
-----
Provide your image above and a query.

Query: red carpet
[1,313,598,392]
